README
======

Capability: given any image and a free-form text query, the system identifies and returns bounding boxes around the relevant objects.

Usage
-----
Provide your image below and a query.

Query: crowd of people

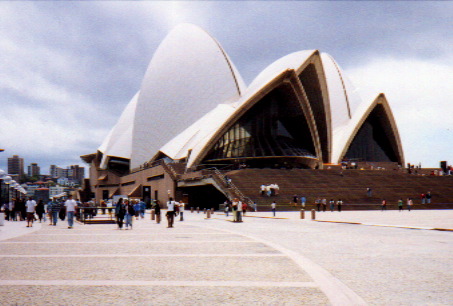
[260,184,280,196]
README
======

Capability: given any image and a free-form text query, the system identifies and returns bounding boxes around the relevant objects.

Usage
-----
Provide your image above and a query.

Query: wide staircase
[226,169,453,211]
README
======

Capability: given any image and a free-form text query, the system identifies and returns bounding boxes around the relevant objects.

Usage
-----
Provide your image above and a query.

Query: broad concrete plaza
[0,209,451,305]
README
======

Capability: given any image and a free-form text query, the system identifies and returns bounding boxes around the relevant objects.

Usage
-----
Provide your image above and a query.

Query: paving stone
[0,256,311,282]
[0,286,328,305]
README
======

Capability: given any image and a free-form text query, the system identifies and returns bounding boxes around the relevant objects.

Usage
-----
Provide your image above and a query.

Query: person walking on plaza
[426,191,432,204]
[398,198,404,212]
[337,199,343,212]
[367,187,372,197]
[133,200,140,220]
[36,200,45,223]
[236,199,243,222]
[329,199,335,212]
[300,196,306,209]
[9,199,16,221]
[124,200,134,229]
[49,198,61,226]
[154,200,161,224]
[292,195,298,206]
[139,199,146,219]
[420,193,426,204]
[271,201,276,217]
[64,195,77,229]
[115,198,125,229]
[25,197,37,227]
[242,202,247,216]
[178,201,185,221]
[407,198,413,211]
[381,199,387,211]
[3,201,10,221]
[232,199,238,221]
[315,198,321,212]
[322,198,327,212]
[166,197,176,228]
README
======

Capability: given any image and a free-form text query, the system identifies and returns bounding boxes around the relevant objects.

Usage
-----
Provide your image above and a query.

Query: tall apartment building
[68,165,85,185]
[8,155,24,182]
[49,164,85,185]
[50,165,64,178]
[27,163,40,177]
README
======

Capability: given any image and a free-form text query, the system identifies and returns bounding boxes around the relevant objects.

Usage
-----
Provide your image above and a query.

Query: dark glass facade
[203,86,317,167]
[345,104,399,162]
[299,64,329,162]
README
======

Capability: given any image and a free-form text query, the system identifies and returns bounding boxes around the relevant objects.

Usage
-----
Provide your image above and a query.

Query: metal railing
[207,167,253,205]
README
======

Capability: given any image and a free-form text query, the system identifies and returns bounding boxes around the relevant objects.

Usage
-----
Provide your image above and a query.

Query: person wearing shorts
[25,197,37,227]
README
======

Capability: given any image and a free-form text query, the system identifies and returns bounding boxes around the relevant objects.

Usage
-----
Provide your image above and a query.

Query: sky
[0,1,452,174]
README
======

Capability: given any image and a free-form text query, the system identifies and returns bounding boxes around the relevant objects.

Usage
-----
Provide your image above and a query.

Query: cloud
[345,56,453,167]
[0,1,451,173]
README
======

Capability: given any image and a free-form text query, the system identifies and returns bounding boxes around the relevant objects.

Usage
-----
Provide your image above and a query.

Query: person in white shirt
[64,195,78,229]
[25,197,37,227]
[166,197,176,228]
[260,185,266,196]
[178,201,185,221]
[236,199,243,222]
[271,201,277,217]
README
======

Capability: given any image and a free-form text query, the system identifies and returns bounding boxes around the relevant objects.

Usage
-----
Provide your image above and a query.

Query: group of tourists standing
[114,198,148,229]
[0,195,78,228]
[260,184,280,197]
[315,198,343,212]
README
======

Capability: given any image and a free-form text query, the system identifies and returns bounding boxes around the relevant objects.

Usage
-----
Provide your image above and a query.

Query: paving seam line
[200,222,367,306]
[0,280,317,288]
[0,254,285,258]
[0,240,259,244]
[314,220,452,231]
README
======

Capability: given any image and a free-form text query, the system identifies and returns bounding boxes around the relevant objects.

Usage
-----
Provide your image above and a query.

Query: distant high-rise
[50,165,64,178]
[8,155,24,182]
[27,163,40,177]
[68,165,85,185]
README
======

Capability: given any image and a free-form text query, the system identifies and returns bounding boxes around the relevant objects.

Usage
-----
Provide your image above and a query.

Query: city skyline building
[27,163,41,177]
[8,155,24,182]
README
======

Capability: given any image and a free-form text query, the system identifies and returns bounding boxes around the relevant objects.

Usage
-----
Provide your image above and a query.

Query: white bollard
[0,212,5,226]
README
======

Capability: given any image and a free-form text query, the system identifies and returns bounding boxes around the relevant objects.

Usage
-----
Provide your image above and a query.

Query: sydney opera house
[81,24,404,206]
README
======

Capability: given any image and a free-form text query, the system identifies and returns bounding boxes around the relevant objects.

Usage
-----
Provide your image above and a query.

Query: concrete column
[207,210,211,218]
[300,209,305,219]
[150,209,155,220]
[311,209,316,220]
[0,212,4,226]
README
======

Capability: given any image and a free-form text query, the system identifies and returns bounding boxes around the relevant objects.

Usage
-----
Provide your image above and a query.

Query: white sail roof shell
[95,24,403,171]
[130,23,246,169]
[321,53,363,130]
[160,104,237,161]
[182,51,321,168]
[98,92,139,168]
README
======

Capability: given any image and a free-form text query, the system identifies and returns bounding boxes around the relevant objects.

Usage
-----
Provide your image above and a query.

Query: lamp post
[3,176,12,205]
[0,170,5,204]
